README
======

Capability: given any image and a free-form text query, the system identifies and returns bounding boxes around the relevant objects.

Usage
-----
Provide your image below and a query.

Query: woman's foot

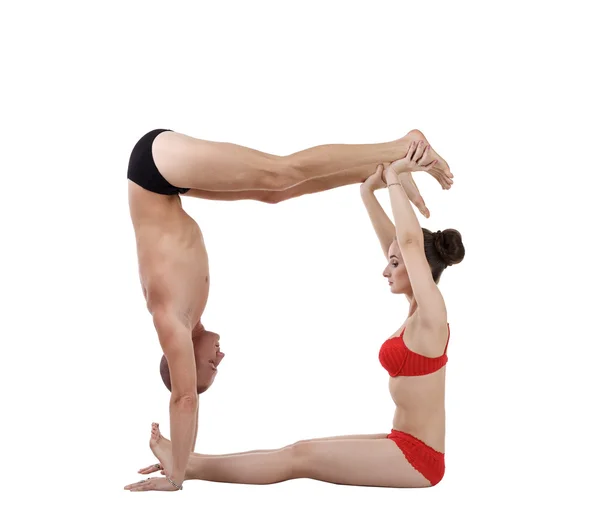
[137,423,172,477]
[404,129,454,189]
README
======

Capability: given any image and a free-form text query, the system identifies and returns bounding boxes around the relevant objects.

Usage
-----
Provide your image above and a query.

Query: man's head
[159,327,225,394]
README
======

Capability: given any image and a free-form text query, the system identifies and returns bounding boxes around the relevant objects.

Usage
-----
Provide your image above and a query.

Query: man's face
[159,329,225,394]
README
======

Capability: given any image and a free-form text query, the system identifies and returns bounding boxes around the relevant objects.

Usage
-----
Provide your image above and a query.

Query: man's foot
[137,423,172,477]
[404,129,454,189]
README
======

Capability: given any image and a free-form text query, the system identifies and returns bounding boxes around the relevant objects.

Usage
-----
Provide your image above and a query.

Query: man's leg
[153,129,452,194]
[183,163,378,204]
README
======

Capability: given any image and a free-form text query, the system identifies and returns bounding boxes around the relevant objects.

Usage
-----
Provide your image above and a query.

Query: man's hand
[124,477,181,492]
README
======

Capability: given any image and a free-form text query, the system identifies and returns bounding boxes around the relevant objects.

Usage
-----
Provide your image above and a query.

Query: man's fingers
[138,464,162,474]
[125,478,158,492]
[131,483,154,492]
[125,479,150,491]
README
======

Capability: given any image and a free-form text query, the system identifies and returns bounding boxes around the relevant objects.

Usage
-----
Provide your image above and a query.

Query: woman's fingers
[420,144,431,165]
[412,191,430,218]
[377,164,387,184]
[413,141,427,163]
[405,175,430,218]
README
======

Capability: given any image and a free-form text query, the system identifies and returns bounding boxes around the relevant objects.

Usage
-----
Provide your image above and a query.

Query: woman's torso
[128,181,210,327]
[384,316,449,452]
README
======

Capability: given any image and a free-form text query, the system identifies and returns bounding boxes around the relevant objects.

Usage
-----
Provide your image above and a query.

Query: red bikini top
[379,324,450,377]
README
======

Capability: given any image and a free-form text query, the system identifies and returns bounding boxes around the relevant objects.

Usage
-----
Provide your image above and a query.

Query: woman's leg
[185,437,430,488]
[138,426,388,475]
[191,433,389,457]
[153,129,452,193]
[131,426,430,488]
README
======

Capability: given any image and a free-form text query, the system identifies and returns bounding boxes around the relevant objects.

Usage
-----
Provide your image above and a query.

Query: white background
[2,0,599,526]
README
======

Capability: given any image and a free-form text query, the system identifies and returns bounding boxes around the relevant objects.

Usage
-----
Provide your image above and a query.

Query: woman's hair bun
[433,229,465,266]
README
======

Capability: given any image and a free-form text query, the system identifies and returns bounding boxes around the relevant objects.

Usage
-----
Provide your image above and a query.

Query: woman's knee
[287,441,316,478]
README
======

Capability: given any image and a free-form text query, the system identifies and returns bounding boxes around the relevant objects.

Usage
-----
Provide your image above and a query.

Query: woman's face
[382,240,410,295]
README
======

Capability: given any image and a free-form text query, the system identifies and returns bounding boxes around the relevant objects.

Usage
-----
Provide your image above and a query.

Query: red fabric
[387,430,445,486]
[379,324,450,377]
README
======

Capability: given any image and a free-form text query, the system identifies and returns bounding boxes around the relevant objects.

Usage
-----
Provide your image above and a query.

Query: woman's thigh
[293,437,431,488]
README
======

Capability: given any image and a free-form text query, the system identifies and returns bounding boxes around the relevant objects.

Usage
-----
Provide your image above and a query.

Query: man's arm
[191,405,199,451]
[153,309,196,488]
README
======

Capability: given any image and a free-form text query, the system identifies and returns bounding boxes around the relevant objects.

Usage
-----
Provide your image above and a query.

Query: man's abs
[135,215,210,327]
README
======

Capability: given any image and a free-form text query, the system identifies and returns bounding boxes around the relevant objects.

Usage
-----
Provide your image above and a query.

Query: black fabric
[127,129,190,195]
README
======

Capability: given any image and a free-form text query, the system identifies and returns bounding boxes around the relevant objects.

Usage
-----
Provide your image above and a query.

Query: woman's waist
[391,407,445,452]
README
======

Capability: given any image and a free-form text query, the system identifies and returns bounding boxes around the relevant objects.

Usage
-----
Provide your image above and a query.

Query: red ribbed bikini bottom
[387,429,445,486]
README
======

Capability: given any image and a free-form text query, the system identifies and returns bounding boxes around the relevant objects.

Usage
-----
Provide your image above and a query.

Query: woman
[126,141,464,491]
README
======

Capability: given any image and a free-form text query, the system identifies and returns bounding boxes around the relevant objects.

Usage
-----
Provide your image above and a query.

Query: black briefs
[127,129,190,195]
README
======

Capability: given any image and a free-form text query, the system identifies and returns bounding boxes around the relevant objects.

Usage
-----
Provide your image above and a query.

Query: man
[126,127,453,491]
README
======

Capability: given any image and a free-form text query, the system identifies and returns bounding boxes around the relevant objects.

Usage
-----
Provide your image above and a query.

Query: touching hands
[361,163,388,192]
[361,163,430,219]
[387,140,438,178]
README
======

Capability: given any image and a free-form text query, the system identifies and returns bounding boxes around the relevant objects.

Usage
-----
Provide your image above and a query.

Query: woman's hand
[386,171,431,218]
[360,164,388,193]
[124,476,181,492]
[386,140,438,179]
[361,159,430,217]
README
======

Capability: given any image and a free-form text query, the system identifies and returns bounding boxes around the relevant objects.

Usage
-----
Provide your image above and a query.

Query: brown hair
[422,228,465,283]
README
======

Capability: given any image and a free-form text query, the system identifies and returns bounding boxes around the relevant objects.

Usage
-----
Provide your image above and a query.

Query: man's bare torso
[128,180,209,328]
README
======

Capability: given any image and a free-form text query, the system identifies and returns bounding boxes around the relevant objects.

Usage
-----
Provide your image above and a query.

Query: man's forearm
[169,395,198,484]
[191,405,199,450]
